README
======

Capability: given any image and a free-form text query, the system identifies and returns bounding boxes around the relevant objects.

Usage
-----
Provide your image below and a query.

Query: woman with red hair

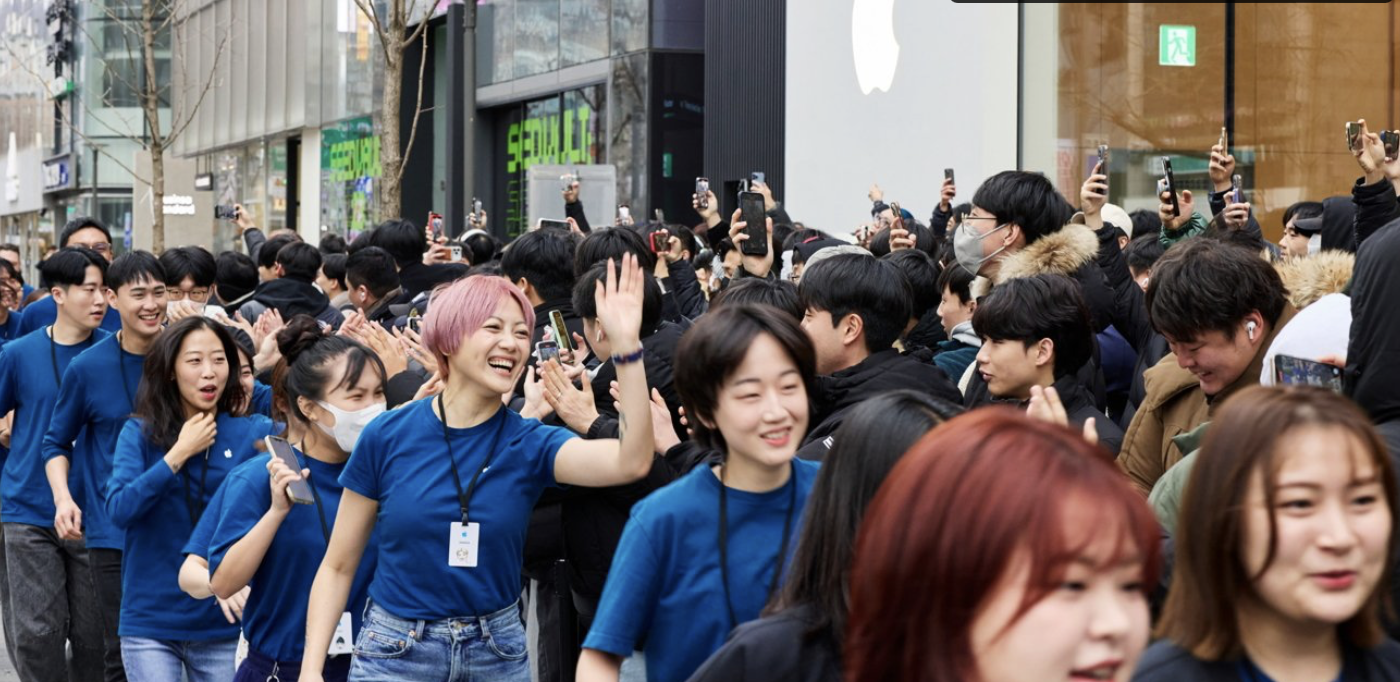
[845,408,1161,682]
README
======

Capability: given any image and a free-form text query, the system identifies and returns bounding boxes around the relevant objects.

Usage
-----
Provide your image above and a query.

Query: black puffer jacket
[1354,178,1400,248]
[1347,215,1400,424]
[796,350,961,460]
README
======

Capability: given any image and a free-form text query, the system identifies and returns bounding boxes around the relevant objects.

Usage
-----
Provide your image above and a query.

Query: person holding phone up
[106,317,277,682]
[203,316,386,682]
[298,256,654,682]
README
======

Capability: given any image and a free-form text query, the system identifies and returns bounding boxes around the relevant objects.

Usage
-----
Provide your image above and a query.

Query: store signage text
[327,134,381,184]
[507,104,595,174]
[42,156,72,192]
[162,194,195,216]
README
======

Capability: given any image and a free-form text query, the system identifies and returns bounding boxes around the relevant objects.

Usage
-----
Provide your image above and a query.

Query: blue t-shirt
[207,452,377,662]
[181,478,232,560]
[249,381,273,418]
[105,413,275,640]
[17,296,121,336]
[0,327,105,526]
[40,334,144,549]
[584,460,821,682]
[0,312,21,345]
[338,398,575,620]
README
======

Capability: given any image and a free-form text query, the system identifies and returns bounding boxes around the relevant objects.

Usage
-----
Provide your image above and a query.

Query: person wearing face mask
[1137,386,1400,680]
[106,317,276,682]
[203,315,384,682]
[298,256,655,682]
[845,409,1161,682]
[41,251,168,682]
[577,304,822,682]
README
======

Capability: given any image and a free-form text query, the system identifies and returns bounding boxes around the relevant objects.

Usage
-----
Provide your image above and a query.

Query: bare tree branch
[352,0,394,66]
[403,0,432,47]
[165,16,229,145]
[396,23,428,182]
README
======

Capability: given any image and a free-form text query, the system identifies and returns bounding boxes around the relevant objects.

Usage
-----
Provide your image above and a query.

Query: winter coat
[931,321,980,384]
[903,309,949,354]
[1276,250,1355,310]
[981,222,1117,333]
[1158,212,1210,248]
[1353,179,1399,248]
[1348,215,1400,424]
[661,258,708,323]
[1146,421,1210,536]
[796,350,962,461]
[238,278,344,329]
[1119,304,1297,496]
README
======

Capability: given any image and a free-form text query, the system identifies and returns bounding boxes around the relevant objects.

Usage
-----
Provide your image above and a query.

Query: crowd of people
[1,116,1400,682]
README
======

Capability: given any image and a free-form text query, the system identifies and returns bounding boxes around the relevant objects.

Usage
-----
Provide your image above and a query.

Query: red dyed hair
[844,408,1162,682]
[421,275,535,379]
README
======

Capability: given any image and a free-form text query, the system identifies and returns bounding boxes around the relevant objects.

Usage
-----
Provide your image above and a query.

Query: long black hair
[135,317,245,450]
[271,314,386,427]
[768,390,962,643]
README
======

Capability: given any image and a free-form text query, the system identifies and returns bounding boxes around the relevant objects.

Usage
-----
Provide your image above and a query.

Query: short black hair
[1130,209,1162,239]
[971,274,1093,379]
[465,232,501,265]
[319,233,348,255]
[345,246,400,298]
[159,246,216,288]
[710,278,803,322]
[971,171,1073,244]
[502,227,579,301]
[937,255,976,304]
[42,247,108,289]
[1283,201,1325,228]
[799,253,912,353]
[573,262,662,336]
[1124,232,1165,274]
[346,228,375,254]
[573,227,656,277]
[1146,237,1287,343]
[881,249,942,319]
[258,234,299,270]
[714,237,736,263]
[276,242,322,282]
[674,304,816,452]
[215,251,259,303]
[59,216,112,248]
[321,253,348,289]
[369,219,426,267]
[107,250,167,292]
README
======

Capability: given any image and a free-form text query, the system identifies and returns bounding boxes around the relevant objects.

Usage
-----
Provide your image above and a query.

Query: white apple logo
[852,0,899,95]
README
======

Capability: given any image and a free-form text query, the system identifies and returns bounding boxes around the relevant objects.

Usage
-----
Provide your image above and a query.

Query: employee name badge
[329,611,354,655]
[449,521,480,568]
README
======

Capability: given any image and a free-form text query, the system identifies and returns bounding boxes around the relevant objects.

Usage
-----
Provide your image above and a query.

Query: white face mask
[315,400,386,452]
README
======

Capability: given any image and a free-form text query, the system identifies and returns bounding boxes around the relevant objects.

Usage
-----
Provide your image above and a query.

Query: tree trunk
[150,139,165,253]
[142,0,166,252]
[379,49,403,220]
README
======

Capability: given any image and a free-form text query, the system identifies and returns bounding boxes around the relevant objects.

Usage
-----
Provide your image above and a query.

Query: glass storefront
[477,0,649,86]
[491,85,606,236]
[1034,3,1400,240]
[321,116,381,240]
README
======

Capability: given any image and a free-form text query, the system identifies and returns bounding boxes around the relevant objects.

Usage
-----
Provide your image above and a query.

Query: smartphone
[1274,354,1343,392]
[738,191,768,257]
[1347,122,1363,152]
[1160,157,1181,218]
[650,229,670,253]
[538,218,570,231]
[1382,130,1400,159]
[695,177,710,208]
[618,205,631,222]
[1094,144,1109,195]
[408,315,422,334]
[549,309,572,354]
[1231,174,1244,205]
[750,171,766,185]
[944,168,955,185]
[472,197,483,217]
[214,205,236,220]
[1218,126,1228,150]
[449,244,463,262]
[265,437,316,505]
[428,212,444,238]
[536,340,560,365]
[560,173,576,191]
[889,202,904,231]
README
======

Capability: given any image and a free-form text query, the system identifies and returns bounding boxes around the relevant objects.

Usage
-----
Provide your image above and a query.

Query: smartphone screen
[1347,122,1363,151]
[1383,131,1399,159]
[1231,174,1244,205]
[536,340,560,365]
[549,309,572,354]
[695,177,710,208]
[265,437,316,505]
[650,229,670,253]
[1274,354,1343,392]
[1161,157,1181,218]
[738,191,768,257]
[538,219,570,231]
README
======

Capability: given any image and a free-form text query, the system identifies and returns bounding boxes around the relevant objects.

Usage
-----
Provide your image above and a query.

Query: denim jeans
[2,522,104,682]
[348,601,529,682]
[234,648,351,682]
[89,548,127,682]
[120,636,238,682]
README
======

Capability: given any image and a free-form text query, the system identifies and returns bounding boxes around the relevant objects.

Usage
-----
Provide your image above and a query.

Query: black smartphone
[408,315,422,334]
[695,177,710,209]
[538,218,570,231]
[265,437,315,505]
[738,191,768,257]
[944,168,955,185]
[1161,157,1181,218]
[1347,122,1363,152]
[549,309,572,354]
[1382,130,1399,159]
[536,340,560,365]
[1274,354,1343,392]
[214,205,236,220]
[650,229,670,253]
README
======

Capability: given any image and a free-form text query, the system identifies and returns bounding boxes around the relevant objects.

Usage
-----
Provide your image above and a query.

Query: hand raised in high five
[594,254,646,354]
[541,360,599,435]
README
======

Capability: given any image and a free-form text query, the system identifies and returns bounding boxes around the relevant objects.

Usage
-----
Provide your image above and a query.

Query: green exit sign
[1159,25,1196,67]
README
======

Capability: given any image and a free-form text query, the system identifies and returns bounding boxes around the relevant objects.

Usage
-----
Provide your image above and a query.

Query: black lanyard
[717,462,798,630]
[297,439,332,544]
[182,446,212,527]
[46,327,61,386]
[115,333,136,408]
[437,394,506,526]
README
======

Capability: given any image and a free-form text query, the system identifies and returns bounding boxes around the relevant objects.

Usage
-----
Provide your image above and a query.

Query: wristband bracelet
[611,344,645,366]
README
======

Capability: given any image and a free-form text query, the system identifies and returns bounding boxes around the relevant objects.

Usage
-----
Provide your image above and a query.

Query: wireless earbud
[1246,321,1257,341]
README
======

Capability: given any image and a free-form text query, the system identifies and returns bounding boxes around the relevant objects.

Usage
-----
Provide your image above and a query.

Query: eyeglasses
[69,242,111,253]
[168,288,210,302]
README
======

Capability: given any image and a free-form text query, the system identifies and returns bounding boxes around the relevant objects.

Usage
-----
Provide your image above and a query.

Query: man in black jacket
[368,218,468,299]
[237,242,344,328]
[344,246,405,327]
[796,253,962,460]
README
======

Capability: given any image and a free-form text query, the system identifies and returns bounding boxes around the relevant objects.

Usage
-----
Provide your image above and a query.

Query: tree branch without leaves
[397,24,428,182]
[352,0,394,66]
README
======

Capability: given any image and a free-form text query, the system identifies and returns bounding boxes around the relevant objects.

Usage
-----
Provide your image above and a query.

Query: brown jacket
[1118,304,1298,495]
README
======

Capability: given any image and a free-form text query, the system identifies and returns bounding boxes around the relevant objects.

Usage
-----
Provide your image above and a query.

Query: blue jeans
[120,636,238,682]
[348,601,529,682]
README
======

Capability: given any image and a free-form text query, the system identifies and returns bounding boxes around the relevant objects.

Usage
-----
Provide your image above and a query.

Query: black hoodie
[795,350,962,460]
[238,278,343,328]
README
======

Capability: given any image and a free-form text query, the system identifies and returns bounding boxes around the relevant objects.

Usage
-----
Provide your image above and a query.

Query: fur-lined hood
[1275,250,1354,310]
[973,223,1101,299]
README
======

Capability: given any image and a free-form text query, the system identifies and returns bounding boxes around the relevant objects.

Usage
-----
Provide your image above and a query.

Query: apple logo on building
[852,0,899,95]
